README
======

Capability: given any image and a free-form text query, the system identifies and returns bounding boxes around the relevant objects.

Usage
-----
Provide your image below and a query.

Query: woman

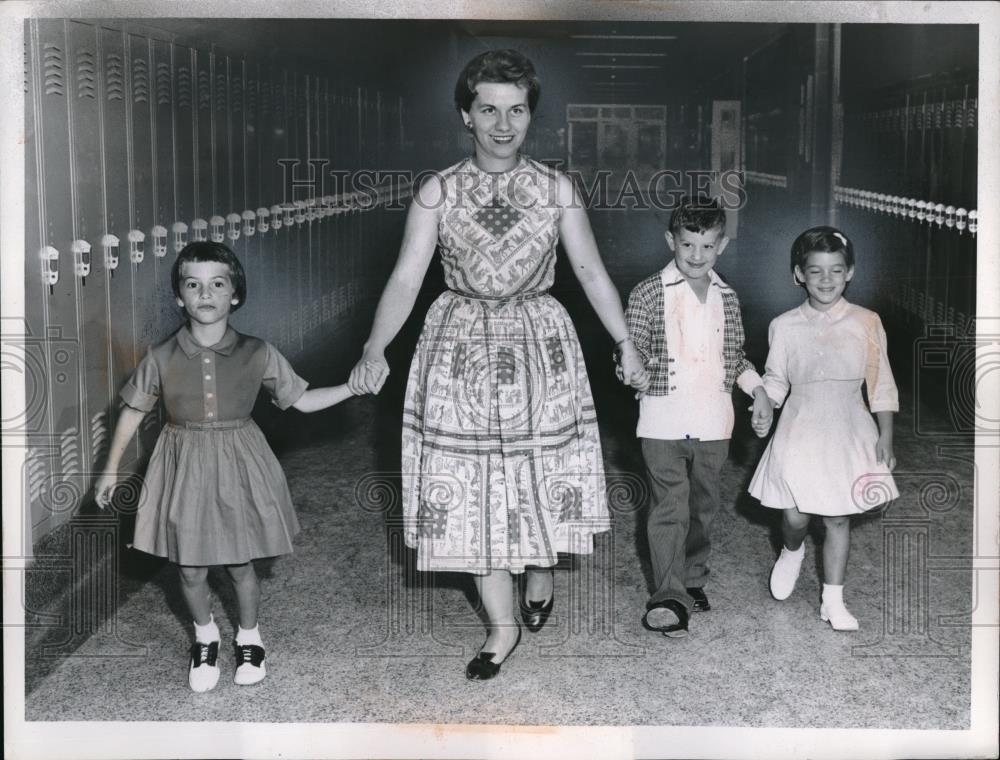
[350,49,647,680]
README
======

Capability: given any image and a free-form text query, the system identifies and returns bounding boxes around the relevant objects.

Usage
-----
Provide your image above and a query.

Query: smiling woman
[349,48,649,681]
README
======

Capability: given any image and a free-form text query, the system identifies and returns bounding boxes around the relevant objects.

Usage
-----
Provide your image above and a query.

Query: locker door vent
[231,77,242,114]
[177,66,191,109]
[197,69,210,111]
[60,427,82,479]
[105,53,124,101]
[156,61,171,106]
[246,79,256,114]
[296,92,307,121]
[132,57,148,103]
[27,447,48,505]
[90,411,109,469]
[43,43,65,97]
[75,48,96,99]
[23,39,29,93]
[214,72,227,112]
[259,80,271,114]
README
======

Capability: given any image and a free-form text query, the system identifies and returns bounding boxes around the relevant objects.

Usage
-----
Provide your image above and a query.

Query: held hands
[749,387,774,438]
[875,433,896,471]
[349,352,390,395]
[615,339,650,397]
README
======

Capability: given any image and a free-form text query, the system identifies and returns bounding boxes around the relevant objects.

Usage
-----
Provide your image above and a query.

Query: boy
[623,197,772,637]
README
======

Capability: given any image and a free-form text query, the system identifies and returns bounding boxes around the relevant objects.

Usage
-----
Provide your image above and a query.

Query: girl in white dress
[749,226,898,630]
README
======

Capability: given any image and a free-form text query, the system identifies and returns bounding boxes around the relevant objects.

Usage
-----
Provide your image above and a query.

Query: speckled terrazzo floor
[24,365,974,728]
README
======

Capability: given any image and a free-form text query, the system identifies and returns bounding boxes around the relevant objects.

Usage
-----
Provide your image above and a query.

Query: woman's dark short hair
[668,196,726,235]
[790,226,855,273]
[170,241,247,311]
[454,49,541,114]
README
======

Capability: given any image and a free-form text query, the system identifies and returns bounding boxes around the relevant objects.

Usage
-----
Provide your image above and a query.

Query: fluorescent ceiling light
[576,52,669,57]
[570,34,678,40]
[582,64,661,70]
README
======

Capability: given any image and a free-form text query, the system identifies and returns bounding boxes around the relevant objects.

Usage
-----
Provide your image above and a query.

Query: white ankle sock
[193,615,220,644]
[822,583,844,604]
[236,625,263,647]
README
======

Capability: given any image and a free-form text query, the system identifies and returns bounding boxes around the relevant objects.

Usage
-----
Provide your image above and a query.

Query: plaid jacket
[625,267,756,396]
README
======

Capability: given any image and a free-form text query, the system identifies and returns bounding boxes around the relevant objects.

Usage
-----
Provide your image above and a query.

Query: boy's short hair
[790,226,855,273]
[668,196,726,236]
[170,241,247,311]
[454,49,541,115]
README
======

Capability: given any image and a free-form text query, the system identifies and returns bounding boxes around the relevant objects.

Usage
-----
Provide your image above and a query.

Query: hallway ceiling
[115,18,787,101]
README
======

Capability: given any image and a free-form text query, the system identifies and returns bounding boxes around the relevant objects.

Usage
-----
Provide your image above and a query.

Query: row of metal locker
[20,18,409,548]
[739,23,978,345]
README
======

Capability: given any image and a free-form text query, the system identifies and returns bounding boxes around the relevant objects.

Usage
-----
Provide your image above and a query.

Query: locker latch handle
[40,245,60,287]
[191,218,208,242]
[127,230,145,264]
[241,210,256,237]
[101,234,120,271]
[270,204,283,230]
[172,221,188,252]
[71,239,92,281]
[209,215,226,243]
[151,225,168,258]
[255,207,270,233]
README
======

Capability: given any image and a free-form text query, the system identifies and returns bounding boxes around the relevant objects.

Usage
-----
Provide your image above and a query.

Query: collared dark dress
[121,325,308,565]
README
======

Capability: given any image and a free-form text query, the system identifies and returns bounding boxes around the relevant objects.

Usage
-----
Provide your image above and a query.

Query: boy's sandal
[642,600,689,636]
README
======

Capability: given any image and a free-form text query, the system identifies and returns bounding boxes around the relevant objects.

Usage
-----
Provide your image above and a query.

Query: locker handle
[944,205,956,228]
[293,200,306,226]
[40,245,60,287]
[209,215,226,243]
[241,209,256,237]
[127,230,145,264]
[191,218,208,242]
[71,239,91,280]
[172,221,188,252]
[151,225,168,258]
[269,204,283,230]
[968,209,978,237]
[226,212,241,241]
[101,234,120,271]
[280,203,295,228]
[256,207,270,233]
[955,208,967,234]
[305,198,318,222]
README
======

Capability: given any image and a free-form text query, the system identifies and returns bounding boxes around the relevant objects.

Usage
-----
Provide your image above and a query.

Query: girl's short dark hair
[790,226,855,273]
[454,49,541,114]
[668,196,726,235]
[170,241,247,311]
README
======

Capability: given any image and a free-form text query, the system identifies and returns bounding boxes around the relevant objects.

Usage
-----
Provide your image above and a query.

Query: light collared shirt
[637,262,763,441]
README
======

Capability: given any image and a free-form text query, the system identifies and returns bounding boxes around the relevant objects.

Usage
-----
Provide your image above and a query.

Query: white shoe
[820,601,859,631]
[233,644,266,685]
[769,546,804,600]
[188,641,221,692]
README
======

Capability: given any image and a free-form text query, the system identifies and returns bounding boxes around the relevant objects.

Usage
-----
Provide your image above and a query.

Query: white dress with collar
[749,298,899,516]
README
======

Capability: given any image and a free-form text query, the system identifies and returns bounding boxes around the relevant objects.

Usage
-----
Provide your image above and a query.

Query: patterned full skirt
[401,290,611,574]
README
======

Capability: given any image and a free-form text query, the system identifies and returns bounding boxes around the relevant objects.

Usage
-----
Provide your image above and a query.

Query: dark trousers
[641,437,730,612]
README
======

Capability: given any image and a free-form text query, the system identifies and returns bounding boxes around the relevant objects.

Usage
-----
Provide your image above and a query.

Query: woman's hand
[94,472,119,510]
[349,352,389,395]
[618,341,650,394]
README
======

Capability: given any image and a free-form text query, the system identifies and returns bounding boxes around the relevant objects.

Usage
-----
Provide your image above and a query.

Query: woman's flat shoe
[519,596,554,633]
[465,625,522,681]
